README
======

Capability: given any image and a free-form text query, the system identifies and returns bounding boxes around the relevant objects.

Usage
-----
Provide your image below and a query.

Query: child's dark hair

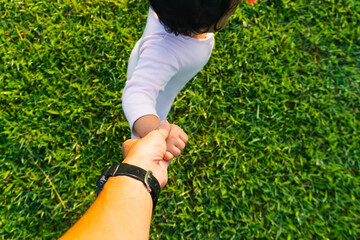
[149,0,240,36]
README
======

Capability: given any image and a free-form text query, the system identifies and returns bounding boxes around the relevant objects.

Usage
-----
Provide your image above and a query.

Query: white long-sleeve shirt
[122,8,215,137]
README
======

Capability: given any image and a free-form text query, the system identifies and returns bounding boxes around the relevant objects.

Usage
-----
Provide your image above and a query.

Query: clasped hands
[122,120,188,188]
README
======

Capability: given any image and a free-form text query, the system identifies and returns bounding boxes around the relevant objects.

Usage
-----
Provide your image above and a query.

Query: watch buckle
[144,171,153,192]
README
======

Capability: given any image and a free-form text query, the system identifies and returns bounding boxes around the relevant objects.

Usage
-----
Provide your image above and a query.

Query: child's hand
[165,124,188,160]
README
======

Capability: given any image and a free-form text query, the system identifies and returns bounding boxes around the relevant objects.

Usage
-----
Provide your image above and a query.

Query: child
[122,0,256,159]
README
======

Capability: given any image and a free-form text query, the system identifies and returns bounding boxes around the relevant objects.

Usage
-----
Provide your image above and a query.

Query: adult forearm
[60,176,153,240]
[133,114,161,138]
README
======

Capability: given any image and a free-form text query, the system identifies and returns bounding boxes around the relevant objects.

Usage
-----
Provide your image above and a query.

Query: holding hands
[122,120,188,187]
[61,120,186,239]
[129,116,189,160]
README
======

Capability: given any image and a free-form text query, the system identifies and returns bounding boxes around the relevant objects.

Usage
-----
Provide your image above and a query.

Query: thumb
[157,120,170,139]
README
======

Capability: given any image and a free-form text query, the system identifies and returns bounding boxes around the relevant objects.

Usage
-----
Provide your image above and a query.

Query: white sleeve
[122,42,180,132]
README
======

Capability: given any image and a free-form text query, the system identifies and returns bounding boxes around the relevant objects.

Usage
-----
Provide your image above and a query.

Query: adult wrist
[96,163,161,210]
[123,158,166,189]
[109,175,152,200]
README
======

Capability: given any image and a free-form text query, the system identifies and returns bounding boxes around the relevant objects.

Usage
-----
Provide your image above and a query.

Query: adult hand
[60,121,172,240]
[122,120,173,188]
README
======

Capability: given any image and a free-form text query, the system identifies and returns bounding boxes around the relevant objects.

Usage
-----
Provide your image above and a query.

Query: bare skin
[60,121,173,240]
[133,115,188,160]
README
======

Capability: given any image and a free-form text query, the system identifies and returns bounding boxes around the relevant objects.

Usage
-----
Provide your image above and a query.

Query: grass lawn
[1,0,359,239]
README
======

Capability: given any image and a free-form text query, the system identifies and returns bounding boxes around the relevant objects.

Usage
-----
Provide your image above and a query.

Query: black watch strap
[96,163,161,210]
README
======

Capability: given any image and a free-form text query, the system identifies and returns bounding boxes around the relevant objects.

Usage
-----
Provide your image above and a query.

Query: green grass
[1,0,359,239]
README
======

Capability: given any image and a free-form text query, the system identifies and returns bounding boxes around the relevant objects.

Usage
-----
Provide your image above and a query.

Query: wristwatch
[96,163,161,210]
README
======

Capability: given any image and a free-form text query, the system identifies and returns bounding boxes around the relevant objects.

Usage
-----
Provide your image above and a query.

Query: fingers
[123,121,185,164]
[175,140,186,152]
[167,145,181,158]
[164,151,174,161]
[167,141,186,157]
[169,123,188,143]
[179,131,189,144]
[166,124,188,159]
[167,139,186,157]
